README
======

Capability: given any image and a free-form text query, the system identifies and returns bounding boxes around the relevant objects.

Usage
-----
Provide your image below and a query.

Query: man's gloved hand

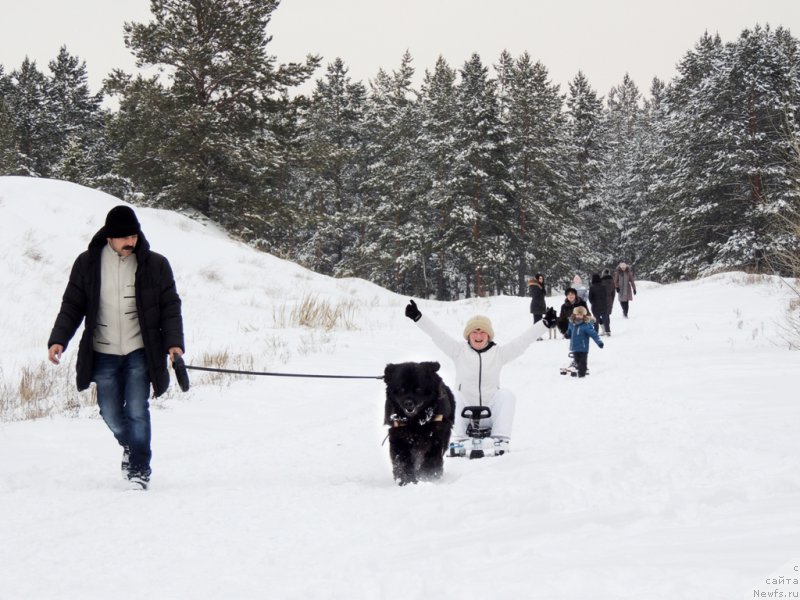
[172,355,190,392]
[542,306,558,329]
[405,299,422,322]
[599,341,605,349]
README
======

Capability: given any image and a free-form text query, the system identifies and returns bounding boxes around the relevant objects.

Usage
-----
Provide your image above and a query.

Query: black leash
[183,364,383,380]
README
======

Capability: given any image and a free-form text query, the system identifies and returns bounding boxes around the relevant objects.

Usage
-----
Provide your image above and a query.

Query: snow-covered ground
[1,176,799,600]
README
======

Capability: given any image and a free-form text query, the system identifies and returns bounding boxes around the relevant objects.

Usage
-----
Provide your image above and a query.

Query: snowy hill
[0,176,799,600]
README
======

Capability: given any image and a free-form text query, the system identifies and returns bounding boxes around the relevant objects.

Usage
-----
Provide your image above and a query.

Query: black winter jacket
[48,230,184,397]
[601,273,616,314]
[528,282,547,315]
[588,279,608,315]
[557,298,589,335]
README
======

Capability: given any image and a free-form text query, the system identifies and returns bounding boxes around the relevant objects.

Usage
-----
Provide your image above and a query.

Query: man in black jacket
[47,205,184,490]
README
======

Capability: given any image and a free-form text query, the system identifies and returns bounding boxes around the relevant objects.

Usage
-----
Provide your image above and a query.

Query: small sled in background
[559,352,588,377]
[449,406,507,459]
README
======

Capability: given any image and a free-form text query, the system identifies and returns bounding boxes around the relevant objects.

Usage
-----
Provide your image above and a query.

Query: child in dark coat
[565,306,604,377]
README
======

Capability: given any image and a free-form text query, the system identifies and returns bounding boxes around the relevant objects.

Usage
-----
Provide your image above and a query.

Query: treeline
[1,0,799,298]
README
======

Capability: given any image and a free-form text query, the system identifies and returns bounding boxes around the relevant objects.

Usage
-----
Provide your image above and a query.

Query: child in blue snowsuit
[566,306,604,377]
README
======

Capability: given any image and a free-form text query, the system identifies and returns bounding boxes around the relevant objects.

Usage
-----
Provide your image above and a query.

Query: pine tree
[292,58,368,275]
[494,50,515,119]
[47,46,108,186]
[626,77,672,279]
[564,71,608,275]
[452,53,513,297]
[105,73,174,203]
[656,27,800,277]
[706,25,800,272]
[652,32,726,279]
[109,0,319,235]
[4,58,58,176]
[0,67,18,173]
[500,53,570,292]
[355,52,428,294]
[258,91,311,255]
[0,103,15,174]
[598,74,644,267]
[417,56,461,299]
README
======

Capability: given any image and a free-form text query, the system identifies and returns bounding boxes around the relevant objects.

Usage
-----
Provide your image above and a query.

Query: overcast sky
[2,0,800,100]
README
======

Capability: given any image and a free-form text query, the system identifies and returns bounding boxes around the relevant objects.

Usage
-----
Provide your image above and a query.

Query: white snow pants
[452,389,516,440]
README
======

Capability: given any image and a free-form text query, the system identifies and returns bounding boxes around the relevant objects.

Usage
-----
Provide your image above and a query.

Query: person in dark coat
[528,274,547,325]
[600,268,616,316]
[47,205,185,490]
[588,273,610,336]
[557,288,589,336]
[536,273,547,296]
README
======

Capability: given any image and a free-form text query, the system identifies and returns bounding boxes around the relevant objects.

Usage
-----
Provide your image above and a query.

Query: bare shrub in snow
[273,295,357,331]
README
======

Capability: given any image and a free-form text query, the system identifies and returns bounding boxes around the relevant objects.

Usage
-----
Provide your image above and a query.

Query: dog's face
[384,361,441,419]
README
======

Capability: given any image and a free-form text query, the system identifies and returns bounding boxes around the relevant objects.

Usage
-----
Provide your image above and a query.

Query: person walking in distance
[47,205,185,490]
[613,262,637,318]
[528,274,547,328]
[588,273,610,336]
[600,268,616,321]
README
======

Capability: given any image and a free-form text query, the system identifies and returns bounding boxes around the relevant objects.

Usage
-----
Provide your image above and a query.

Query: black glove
[599,341,605,349]
[172,355,190,392]
[542,307,557,329]
[616,287,620,293]
[633,289,637,295]
[405,299,422,322]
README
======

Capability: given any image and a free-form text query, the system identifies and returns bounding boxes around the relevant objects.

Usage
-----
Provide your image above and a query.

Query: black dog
[383,361,455,486]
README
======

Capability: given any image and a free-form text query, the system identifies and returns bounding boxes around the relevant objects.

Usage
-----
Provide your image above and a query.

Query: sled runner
[559,352,588,377]
[449,406,508,459]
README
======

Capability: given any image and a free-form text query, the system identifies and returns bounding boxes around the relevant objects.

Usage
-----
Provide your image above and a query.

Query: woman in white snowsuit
[405,300,556,449]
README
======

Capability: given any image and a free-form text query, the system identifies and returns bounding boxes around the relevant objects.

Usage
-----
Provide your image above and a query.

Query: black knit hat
[103,206,141,238]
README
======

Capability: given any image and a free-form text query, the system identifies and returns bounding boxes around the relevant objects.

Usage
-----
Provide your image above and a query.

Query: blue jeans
[93,349,152,476]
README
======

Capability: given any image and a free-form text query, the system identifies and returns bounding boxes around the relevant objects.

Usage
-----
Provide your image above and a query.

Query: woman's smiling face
[468,329,490,350]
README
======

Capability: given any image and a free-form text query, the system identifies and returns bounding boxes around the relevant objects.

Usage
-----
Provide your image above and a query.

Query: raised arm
[498,307,557,364]
[405,300,463,359]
